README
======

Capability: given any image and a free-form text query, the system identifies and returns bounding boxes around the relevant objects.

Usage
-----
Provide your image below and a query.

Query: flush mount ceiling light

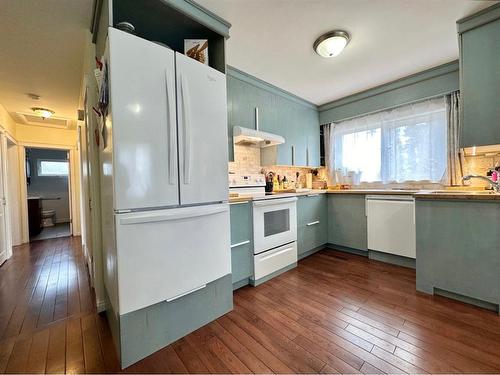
[31,107,55,119]
[313,30,350,58]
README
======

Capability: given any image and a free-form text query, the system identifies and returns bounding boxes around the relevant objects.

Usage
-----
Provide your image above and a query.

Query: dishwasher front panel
[366,196,416,259]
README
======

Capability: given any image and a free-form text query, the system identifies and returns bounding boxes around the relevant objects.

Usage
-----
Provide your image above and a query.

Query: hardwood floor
[1,238,500,373]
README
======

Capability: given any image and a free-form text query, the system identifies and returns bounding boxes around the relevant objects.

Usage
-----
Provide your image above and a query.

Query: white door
[176,53,229,206]
[0,137,8,266]
[108,28,179,210]
[115,203,231,314]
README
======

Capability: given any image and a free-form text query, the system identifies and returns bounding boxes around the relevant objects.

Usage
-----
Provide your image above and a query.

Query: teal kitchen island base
[416,199,500,314]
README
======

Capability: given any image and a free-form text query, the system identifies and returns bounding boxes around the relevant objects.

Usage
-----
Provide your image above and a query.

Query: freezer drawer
[115,204,231,315]
[366,196,416,259]
[253,242,297,281]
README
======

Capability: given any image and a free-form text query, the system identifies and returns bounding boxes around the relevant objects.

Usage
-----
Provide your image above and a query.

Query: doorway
[25,147,72,241]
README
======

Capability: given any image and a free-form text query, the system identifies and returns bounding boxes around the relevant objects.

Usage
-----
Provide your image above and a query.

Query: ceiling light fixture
[313,30,350,58]
[31,107,55,119]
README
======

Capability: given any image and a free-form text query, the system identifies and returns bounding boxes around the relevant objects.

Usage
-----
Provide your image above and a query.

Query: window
[329,97,447,184]
[37,160,69,177]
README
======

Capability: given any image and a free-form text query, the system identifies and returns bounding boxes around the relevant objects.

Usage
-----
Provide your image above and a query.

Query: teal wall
[318,61,459,124]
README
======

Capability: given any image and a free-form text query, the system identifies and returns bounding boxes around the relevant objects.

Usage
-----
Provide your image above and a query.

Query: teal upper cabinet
[328,194,368,251]
[227,67,320,165]
[458,4,500,148]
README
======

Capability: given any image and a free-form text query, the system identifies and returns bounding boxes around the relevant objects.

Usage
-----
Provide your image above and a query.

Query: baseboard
[369,250,416,269]
[232,278,250,291]
[298,245,326,260]
[325,243,368,257]
[434,288,499,314]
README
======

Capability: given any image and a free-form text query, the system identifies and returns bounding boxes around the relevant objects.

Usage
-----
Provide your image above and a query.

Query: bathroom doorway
[25,147,72,241]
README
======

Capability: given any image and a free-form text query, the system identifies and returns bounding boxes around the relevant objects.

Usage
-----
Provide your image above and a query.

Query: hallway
[0,237,119,373]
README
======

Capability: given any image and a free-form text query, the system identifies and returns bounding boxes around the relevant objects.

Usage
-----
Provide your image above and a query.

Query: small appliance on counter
[265,172,274,192]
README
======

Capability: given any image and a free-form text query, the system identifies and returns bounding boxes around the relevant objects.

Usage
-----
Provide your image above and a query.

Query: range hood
[233,108,285,147]
[233,126,285,147]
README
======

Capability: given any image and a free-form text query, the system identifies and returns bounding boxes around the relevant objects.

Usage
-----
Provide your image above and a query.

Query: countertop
[229,188,500,203]
[414,191,500,201]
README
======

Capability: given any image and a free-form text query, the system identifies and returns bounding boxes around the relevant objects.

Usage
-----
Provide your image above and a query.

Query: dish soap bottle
[273,174,279,191]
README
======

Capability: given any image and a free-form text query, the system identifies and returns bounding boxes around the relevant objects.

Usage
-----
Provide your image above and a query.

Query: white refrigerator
[103,28,230,315]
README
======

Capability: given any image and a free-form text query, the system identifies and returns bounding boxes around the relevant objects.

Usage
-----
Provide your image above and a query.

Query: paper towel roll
[306,173,313,189]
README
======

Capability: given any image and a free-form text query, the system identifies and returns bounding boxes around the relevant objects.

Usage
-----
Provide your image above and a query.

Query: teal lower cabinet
[416,199,500,313]
[230,201,253,289]
[107,275,233,368]
[327,194,368,252]
[297,194,328,259]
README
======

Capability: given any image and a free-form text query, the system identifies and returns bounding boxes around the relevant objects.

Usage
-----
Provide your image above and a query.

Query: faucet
[462,174,500,192]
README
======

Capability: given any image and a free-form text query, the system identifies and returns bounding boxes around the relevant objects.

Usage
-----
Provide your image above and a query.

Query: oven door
[253,197,297,254]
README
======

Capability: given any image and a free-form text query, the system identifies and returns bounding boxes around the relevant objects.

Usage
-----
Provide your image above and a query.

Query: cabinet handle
[306,147,309,166]
[307,220,320,226]
[231,240,250,248]
[307,194,320,197]
[230,200,249,205]
[166,284,206,302]
[291,145,295,166]
[255,107,259,131]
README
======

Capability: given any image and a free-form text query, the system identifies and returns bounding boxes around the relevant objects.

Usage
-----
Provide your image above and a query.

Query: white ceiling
[0,0,92,121]
[197,0,497,106]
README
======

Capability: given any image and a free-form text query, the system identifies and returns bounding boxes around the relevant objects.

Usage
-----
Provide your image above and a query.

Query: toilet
[42,209,56,227]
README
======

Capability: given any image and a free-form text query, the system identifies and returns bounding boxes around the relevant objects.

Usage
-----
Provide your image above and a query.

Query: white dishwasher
[366,195,416,259]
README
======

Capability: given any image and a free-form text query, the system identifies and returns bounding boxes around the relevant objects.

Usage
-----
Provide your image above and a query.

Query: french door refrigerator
[104,28,230,316]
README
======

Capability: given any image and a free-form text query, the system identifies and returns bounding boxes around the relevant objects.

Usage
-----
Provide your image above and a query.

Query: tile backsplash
[228,144,261,174]
[229,144,316,187]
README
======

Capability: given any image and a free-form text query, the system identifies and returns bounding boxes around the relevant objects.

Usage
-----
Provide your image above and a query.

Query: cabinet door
[176,52,229,206]
[460,18,500,147]
[108,28,179,210]
[328,194,368,251]
[230,202,253,284]
[227,76,260,161]
[297,195,328,255]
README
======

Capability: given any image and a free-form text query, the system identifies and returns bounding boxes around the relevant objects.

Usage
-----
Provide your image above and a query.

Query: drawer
[298,221,327,255]
[253,242,297,281]
[231,242,253,283]
[297,194,326,227]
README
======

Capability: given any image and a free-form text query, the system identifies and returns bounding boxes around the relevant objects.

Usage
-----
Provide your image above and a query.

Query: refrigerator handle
[180,75,191,185]
[119,204,228,225]
[165,69,176,185]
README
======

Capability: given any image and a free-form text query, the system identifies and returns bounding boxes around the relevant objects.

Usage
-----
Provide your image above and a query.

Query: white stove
[228,173,266,198]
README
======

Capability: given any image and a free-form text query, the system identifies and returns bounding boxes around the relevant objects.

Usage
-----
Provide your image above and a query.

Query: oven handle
[253,197,298,207]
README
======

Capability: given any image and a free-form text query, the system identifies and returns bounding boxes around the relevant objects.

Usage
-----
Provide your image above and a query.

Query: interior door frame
[19,142,78,244]
[0,131,13,262]
[4,132,18,257]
